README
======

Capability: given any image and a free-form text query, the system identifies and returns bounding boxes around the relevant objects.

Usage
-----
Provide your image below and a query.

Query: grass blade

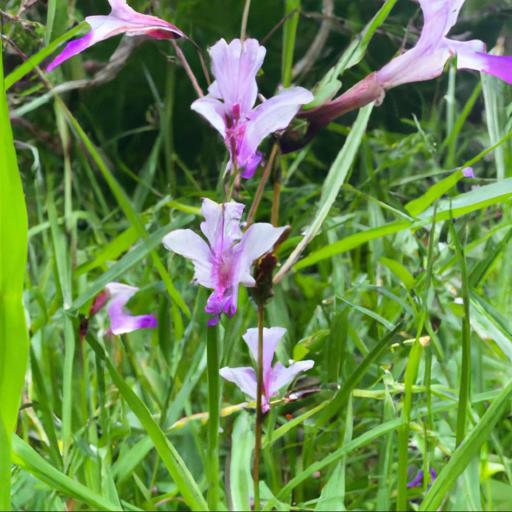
[0,39,30,508]
[86,335,208,511]
[420,379,512,511]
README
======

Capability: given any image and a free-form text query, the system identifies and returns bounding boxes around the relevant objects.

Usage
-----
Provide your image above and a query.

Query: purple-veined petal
[219,366,257,400]
[209,38,266,114]
[268,360,315,397]
[237,223,288,286]
[237,87,314,172]
[47,0,183,71]
[242,327,287,391]
[162,229,213,288]
[199,198,245,249]
[105,282,157,335]
[191,97,227,138]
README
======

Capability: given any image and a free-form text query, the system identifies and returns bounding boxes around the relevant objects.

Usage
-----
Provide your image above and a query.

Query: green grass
[3,0,512,510]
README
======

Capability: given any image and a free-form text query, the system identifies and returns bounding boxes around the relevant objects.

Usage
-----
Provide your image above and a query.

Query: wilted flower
[47,0,184,71]
[103,282,158,335]
[191,38,314,178]
[407,468,437,489]
[163,198,287,326]
[219,327,315,411]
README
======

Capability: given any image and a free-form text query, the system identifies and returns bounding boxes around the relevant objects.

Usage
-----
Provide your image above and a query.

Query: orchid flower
[163,198,287,326]
[47,0,184,72]
[219,327,314,411]
[191,39,314,179]
[102,282,158,335]
[295,0,512,141]
[376,0,512,89]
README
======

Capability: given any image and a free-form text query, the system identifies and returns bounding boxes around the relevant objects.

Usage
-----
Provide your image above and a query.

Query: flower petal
[162,229,213,288]
[417,0,465,48]
[219,366,257,400]
[448,40,512,84]
[268,360,315,397]
[105,282,158,335]
[242,327,287,383]
[237,87,313,172]
[209,38,266,114]
[191,97,227,137]
[47,1,183,71]
[237,223,288,286]
[199,198,245,249]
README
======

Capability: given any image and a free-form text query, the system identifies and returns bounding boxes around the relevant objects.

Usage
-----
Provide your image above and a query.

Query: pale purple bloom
[104,282,158,335]
[407,468,437,489]
[377,0,512,89]
[47,0,184,72]
[219,327,315,411]
[163,198,287,326]
[191,39,314,179]
[462,167,474,178]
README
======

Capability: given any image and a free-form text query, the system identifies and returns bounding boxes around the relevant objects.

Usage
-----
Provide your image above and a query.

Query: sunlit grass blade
[0,40,30,509]
[420,379,512,511]
[86,335,208,511]
[12,436,122,512]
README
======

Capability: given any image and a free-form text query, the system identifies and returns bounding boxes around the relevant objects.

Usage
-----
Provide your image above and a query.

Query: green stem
[282,0,301,87]
[253,304,265,510]
[206,326,221,509]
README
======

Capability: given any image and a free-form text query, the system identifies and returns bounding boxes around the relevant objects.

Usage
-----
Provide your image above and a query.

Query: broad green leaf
[379,257,415,290]
[0,40,30,509]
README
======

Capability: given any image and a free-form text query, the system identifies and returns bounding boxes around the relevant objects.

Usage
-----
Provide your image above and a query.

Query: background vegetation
[3,0,512,509]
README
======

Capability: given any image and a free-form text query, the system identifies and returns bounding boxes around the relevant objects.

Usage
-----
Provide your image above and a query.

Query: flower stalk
[253,303,265,511]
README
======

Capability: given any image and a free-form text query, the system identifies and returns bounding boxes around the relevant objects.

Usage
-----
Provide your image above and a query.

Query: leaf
[0,41,30,509]
[229,412,254,511]
[68,219,191,314]
[275,105,373,282]
[379,257,415,290]
[4,23,88,91]
[86,336,208,511]
[296,179,512,270]
[420,379,512,511]
[12,436,121,511]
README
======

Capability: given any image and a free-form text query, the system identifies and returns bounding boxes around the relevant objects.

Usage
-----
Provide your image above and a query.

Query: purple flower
[47,0,184,72]
[104,282,158,335]
[191,39,314,179]
[376,0,512,89]
[462,167,474,178]
[163,198,288,326]
[219,327,315,411]
[407,468,437,489]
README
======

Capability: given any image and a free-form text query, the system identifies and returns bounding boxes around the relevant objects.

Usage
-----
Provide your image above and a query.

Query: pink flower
[191,39,314,179]
[163,198,287,326]
[104,282,158,335]
[376,0,512,89]
[219,327,314,411]
[47,0,184,72]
